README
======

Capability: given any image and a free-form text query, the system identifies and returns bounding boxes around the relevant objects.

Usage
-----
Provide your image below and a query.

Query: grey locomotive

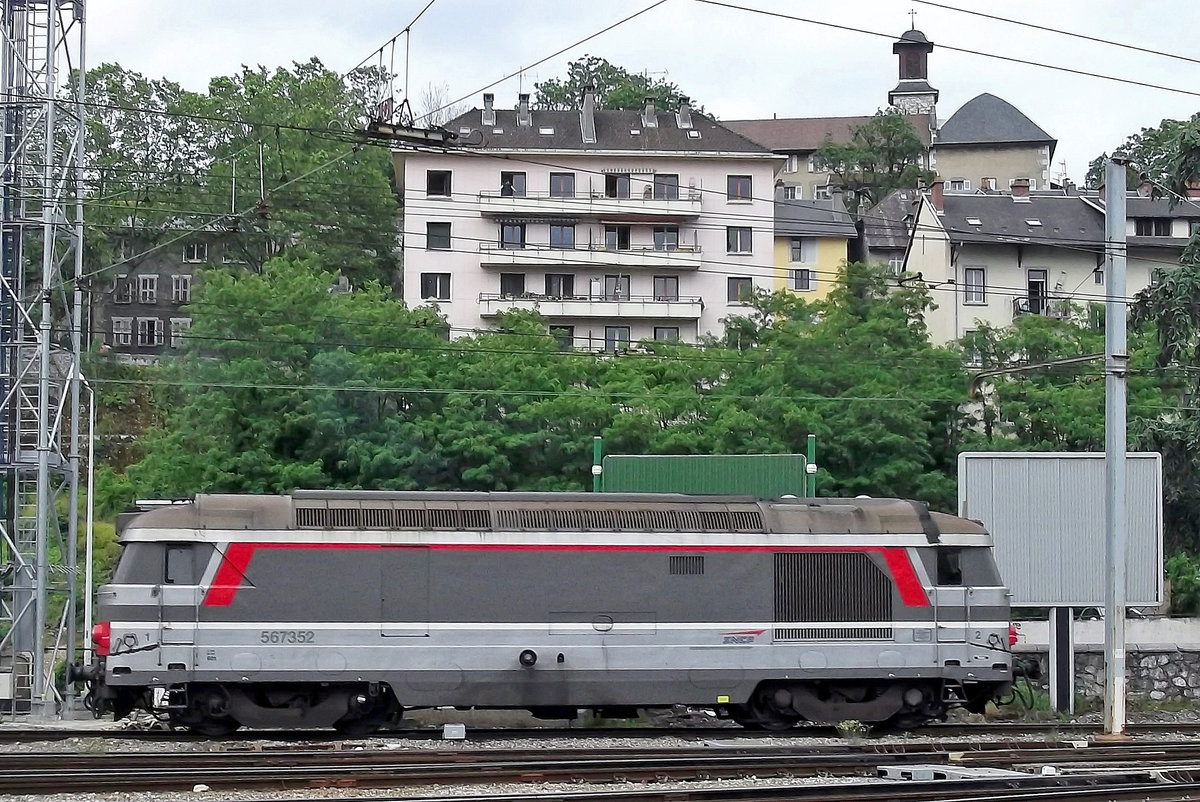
[74,491,1014,734]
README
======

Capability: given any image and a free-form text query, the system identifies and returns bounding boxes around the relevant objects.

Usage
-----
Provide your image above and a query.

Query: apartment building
[396,91,777,348]
[772,192,857,302]
[903,179,1199,344]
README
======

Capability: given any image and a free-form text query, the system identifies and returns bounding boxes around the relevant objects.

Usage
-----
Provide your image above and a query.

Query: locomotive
[74,491,1014,734]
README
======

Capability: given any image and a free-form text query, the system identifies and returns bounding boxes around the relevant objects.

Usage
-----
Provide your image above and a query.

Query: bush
[1167,552,1200,616]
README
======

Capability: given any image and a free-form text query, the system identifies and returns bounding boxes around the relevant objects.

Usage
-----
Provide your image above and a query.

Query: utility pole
[1103,151,1129,737]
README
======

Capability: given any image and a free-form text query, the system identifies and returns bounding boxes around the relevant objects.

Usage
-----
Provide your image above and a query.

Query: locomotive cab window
[165,546,195,584]
[936,548,963,586]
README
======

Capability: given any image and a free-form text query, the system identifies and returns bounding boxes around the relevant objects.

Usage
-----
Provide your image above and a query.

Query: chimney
[482,93,495,127]
[580,85,596,144]
[516,93,531,126]
[930,175,944,213]
[1098,182,1106,202]
[1064,179,1076,196]
[641,96,657,128]
[774,178,785,201]
[1137,177,1153,197]
[676,96,693,129]
[1187,180,1200,198]
[1011,178,1030,199]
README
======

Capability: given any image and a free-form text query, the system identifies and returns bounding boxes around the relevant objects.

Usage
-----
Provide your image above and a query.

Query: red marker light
[92,622,111,657]
[1008,624,1019,647]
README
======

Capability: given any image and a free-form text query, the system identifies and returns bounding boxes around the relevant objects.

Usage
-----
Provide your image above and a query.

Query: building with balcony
[902,178,1197,344]
[396,91,777,348]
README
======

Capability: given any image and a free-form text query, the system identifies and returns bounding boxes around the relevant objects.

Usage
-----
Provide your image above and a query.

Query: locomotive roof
[119,491,991,546]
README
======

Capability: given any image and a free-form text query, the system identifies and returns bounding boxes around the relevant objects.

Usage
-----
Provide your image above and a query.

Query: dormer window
[1025,219,1042,227]
[966,217,982,226]
[538,126,554,135]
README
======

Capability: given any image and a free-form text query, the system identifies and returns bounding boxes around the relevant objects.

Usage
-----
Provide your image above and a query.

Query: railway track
[6,740,1200,794]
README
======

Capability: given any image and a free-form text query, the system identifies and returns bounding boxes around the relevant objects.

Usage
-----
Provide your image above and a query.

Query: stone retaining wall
[1030,651,1200,701]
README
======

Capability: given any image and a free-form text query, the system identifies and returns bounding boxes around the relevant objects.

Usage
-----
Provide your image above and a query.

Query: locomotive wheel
[333,688,398,736]
[729,695,800,731]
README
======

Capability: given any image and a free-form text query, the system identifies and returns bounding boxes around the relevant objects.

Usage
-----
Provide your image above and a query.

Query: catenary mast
[0,0,86,717]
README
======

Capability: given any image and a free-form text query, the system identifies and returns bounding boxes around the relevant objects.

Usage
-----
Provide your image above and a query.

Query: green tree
[534,55,696,111]
[814,111,933,215]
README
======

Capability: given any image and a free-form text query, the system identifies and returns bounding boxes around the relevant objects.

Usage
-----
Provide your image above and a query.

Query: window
[419,272,451,300]
[549,172,575,198]
[789,237,816,264]
[727,276,753,303]
[550,325,574,351]
[1008,177,1037,190]
[605,173,630,199]
[653,173,679,200]
[183,242,207,263]
[169,317,191,348]
[426,169,451,197]
[1190,220,1200,237]
[500,223,526,249]
[783,154,801,174]
[549,224,575,249]
[1135,218,1172,237]
[948,179,970,191]
[138,274,158,303]
[165,546,193,585]
[962,330,981,366]
[171,274,191,303]
[136,317,163,347]
[652,226,679,251]
[964,266,986,304]
[499,273,526,297]
[499,171,526,197]
[114,274,132,304]
[888,256,905,275]
[604,274,630,300]
[545,273,574,298]
[604,326,630,352]
[813,186,833,201]
[653,275,679,301]
[654,326,679,341]
[808,154,829,172]
[426,222,451,249]
[727,175,752,201]
[982,177,997,190]
[783,185,802,200]
[791,268,814,291]
[112,317,132,346]
[604,224,631,250]
[726,226,752,253]
[1094,267,1104,285]
[222,244,244,264]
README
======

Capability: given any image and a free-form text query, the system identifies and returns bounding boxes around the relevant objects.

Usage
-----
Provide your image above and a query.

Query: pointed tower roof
[937,93,1055,147]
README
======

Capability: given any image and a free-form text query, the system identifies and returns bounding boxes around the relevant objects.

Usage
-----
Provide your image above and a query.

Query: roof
[1124,196,1200,219]
[445,107,769,153]
[725,114,932,152]
[774,198,857,238]
[935,93,1055,147]
[864,188,921,249]
[935,193,1103,246]
[897,28,932,45]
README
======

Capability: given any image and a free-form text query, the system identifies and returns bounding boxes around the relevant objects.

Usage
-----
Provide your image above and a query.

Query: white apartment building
[396,91,777,348]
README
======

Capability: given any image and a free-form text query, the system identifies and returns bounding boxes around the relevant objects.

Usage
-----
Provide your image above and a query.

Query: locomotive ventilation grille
[773,552,893,641]
[295,506,764,533]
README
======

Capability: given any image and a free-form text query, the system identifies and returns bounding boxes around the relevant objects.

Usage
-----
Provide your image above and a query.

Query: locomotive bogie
[76,492,1015,733]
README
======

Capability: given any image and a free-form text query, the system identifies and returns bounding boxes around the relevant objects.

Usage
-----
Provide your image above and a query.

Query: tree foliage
[534,55,696,111]
[814,111,933,215]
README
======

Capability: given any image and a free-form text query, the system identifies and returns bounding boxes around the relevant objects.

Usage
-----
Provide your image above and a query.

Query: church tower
[889,28,938,114]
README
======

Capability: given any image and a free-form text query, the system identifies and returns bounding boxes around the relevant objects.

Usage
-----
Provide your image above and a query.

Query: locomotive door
[380,545,430,637]
[935,586,974,649]
[159,545,199,646]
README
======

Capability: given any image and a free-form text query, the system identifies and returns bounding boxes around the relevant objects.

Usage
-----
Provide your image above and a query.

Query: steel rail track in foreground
[4,720,1200,743]
[8,742,1200,794]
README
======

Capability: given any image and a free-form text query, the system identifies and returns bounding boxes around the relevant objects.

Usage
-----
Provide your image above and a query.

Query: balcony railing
[478,188,703,217]
[1012,297,1073,320]
[478,243,702,270]
[479,292,704,320]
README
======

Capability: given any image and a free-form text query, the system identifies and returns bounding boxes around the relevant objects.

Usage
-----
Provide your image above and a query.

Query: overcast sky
[90,0,1200,184]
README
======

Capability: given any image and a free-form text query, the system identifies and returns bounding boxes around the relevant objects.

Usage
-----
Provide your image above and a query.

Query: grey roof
[725,114,933,151]
[891,80,937,95]
[1125,196,1200,219]
[898,28,931,45]
[936,93,1055,147]
[937,193,1103,246]
[864,188,921,249]
[445,107,770,153]
[775,199,857,238]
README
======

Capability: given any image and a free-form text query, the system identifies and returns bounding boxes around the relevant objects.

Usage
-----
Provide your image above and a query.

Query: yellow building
[772,196,857,302]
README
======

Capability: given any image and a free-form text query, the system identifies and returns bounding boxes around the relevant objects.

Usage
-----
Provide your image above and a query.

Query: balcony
[1012,297,1073,320]
[478,189,702,219]
[479,243,702,270]
[478,293,704,320]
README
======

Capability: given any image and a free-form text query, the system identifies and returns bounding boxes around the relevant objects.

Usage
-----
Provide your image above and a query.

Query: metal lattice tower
[0,0,85,717]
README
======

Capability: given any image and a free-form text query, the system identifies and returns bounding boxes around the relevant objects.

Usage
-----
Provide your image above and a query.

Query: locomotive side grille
[669,555,705,575]
[773,552,893,641]
[295,504,764,533]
